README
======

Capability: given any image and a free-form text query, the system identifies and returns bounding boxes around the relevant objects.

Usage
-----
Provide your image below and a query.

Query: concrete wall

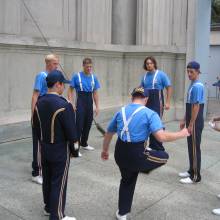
[208,31,220,98]
[207,45,220,98]
[0,0,211,131]
[0,41,185,124]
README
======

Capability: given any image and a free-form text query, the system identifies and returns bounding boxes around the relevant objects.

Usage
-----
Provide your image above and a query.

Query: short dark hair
[47,81,62,88]
[47,81,56,88]
[143,56,157,71]
[83,58,92,65]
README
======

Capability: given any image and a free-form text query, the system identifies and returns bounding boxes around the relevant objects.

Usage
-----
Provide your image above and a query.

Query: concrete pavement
[1,121,220,220]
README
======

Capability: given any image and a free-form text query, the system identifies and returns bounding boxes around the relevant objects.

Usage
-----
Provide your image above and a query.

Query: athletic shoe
[116,210,127,220]
[179,177,194,184]
[61,216,76,220]
[32,175,43,185]
[43,210,50,216]
[81,145,94,151]
[178,171,190,178]
[212,208,220,215]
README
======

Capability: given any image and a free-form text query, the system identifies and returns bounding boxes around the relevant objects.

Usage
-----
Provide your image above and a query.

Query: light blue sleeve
[94,75,100,90]
[70,73,77,88]
[140,75,145,87]
[33,73,44,91]
[148,112,163,134]
[107,112,119,133]
[190,86,204,104]
[161,72,171,88]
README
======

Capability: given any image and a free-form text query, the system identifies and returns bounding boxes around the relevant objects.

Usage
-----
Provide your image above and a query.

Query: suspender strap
[152,70,159,89]
[78,72,83,91]
[91,74,95,91]
[121,106,145,142]
[143,70,158,89]
[144,74,146,84]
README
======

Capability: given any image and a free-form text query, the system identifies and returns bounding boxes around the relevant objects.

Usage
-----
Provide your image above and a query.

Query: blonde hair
[45,54,59,64]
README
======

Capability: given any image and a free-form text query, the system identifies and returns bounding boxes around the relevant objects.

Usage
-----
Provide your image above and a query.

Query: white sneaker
[179,177,193,184]
[212,208,220,215]
[116,210,127,220]
[61,216,76,220]
[78,151,82,157]
[43,210,50,216]
[178,171,190,178]
[81,145,94,151]
[32,175,43,185]
[217,194,220,199]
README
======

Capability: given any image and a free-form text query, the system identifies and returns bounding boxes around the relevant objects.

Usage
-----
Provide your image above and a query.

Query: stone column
[185,0,211,118]
[76,0,112,44]
[136,0,173,46]
[172,0,187,47]
[112,0,137,45]
[174,55,186,120]
[0,0,21,35]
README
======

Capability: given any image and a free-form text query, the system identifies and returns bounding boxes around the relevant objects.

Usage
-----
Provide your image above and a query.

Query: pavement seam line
[133,187,179,218]
[0,203,27,220]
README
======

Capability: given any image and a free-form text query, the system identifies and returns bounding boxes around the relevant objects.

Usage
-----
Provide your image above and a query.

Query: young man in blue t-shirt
[140,56,172,151]
[68,58,100,155]
[179,61,205,184]
[101,87,189,220]
[31,54,59,184]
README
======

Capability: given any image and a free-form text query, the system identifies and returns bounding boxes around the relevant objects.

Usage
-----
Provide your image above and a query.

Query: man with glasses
[140,56,172,151]
[68,58,100,155]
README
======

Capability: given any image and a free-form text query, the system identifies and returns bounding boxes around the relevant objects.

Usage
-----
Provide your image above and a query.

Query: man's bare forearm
[31,91,39,115]
[102,132,114,152]
[189,104,200,126]
[93,91,99,109]
[153,128,189,142]
[166,86,172,105]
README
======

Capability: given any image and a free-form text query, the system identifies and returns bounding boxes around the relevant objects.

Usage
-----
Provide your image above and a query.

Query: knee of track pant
[149,150,169,165]
[160,150,169,160]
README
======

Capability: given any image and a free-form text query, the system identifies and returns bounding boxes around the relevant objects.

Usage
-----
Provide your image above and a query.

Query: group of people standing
[31,53,212,220]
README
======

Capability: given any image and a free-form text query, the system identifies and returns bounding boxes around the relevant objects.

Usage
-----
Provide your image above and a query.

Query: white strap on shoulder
[78,72,83,91]
[121,106,145,142]
[91,74,95,91]
[144,73,147,84]
[121,107,130,141]
[152,70,159,89]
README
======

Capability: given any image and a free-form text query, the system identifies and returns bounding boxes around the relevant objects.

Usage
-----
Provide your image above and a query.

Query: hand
[180,128,190,137]
[164,103,170,110]
[101,151,109,160]
[94,108,99,117]
[179,120,185,130]
[187,123,194,135]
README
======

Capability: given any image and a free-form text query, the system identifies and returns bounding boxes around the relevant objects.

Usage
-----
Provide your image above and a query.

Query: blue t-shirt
[70,71,100,92]
[186,80,204,104]
[33,71,48,96]
[141,70,171,90]
[107,103,163,142]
